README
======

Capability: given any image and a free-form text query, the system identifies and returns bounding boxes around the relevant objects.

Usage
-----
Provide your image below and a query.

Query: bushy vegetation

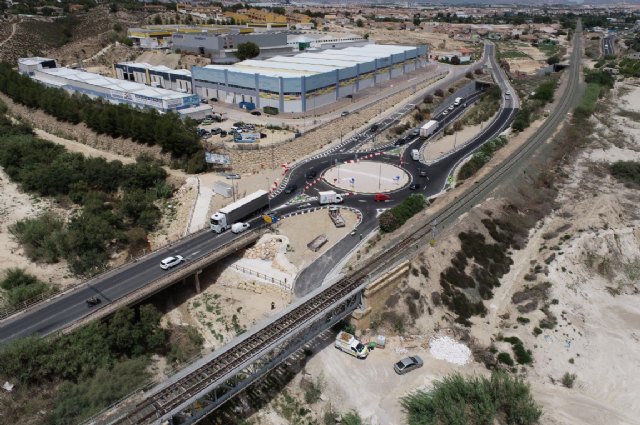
[439,218,521,326]
[379,194,426,233]
[512,78,557,132]
[402,372,542,425]
[0,268,51,307]
[0,63,204,171]
[618,59,640,77]
[0,117,170,276]
[0,304,202,424]
[503,336,533,365]
[610,161,640,188]
[458,136,508,180]
[462,85,501,126]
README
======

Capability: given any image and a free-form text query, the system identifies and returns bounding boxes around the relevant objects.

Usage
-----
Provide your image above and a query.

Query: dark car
[394,137,406,146]
[419,169,428,177]
[394,355,423,375]
[200,99,209,104]
[250,110,262,116]
[210,98,218,102]
[233,121,245,127]
[86,296,101,307]
[410,129,420,137]
[220,130,228,137]
[370,124,379,133]
[284,184,298,194]
[409,183,420,190]
[260,132,267,138]
[305,170,317,180]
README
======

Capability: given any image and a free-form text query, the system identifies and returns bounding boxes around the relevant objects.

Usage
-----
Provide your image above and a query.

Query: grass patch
[402,372,542,425]
[499,50,532,59]
[610,161,640,189]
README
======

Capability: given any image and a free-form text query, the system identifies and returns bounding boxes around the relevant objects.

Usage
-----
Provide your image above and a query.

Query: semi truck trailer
[210,190,269,233]
[419,120,439,138]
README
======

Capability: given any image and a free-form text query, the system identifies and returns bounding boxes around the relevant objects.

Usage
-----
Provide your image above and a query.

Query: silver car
[394,355,423,375]
[160,255,185,270]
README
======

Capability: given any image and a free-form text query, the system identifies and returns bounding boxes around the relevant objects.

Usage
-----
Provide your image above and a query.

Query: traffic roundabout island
[322,160,410,194]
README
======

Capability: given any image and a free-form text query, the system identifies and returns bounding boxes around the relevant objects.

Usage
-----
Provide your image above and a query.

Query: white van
[411,149,420,161]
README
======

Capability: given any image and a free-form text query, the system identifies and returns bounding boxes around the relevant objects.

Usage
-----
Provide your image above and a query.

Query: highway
[0,44,510,345]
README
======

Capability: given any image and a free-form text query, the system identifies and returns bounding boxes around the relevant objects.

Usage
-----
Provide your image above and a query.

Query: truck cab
[210,212,229,233]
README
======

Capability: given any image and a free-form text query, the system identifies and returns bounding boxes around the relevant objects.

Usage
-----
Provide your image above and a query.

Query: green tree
[236,41,260,61]
[546,54,560,65]
[356,18,364,27]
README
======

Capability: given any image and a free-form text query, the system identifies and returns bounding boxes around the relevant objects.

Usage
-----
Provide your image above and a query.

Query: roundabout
[322,160,410,193]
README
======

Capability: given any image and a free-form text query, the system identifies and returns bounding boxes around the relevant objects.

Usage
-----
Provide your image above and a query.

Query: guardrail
[230,264,291,291]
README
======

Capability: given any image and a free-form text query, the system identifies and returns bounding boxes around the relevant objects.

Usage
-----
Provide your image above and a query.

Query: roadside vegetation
[0,304,203,424]
[461,85,502,127]
[458,135,508,180]
[379,194,426,233]
[609,161,640,189]
[0,268,53,308]
[0,109,172,276]
[574,69,615,120]
[0,63,205,172]
[401,372,542,425]
[512,77,558,132]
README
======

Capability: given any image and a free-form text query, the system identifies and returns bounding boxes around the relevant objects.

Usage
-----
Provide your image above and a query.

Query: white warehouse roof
[34,67,193,101]
[202,44,420,78]
[117,62,192,76]
[18,57,55,66]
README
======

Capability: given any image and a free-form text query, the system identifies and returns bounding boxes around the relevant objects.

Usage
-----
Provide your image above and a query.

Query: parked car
[219,130,228,137]
[86,296,101,307]
[394,355,423,375]
[160,255,185,270]
[374,193,391,202]
[409,183,420,190]
[250,110,262,116]
[225,173,241,179]
[233,121,245,127]
[201,132,212,139]
[341,111,350,117]
[305,169,317,180]
[284,184,298,194]
[231,222,250,234]
[210,98,218,102]
[201,118,214,125]
[201,99,209,104]
[210,127,222,135]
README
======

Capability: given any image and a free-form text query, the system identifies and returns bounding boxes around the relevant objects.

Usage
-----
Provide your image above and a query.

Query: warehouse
[171,31,291,62]
[191,44,428,113]
[114,62,193,93]
[26,63,200,113]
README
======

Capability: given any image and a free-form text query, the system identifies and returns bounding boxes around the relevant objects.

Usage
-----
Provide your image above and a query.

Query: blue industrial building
[191,44,428,113]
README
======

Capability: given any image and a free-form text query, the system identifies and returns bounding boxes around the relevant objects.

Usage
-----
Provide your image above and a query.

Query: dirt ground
[0,169,77,291]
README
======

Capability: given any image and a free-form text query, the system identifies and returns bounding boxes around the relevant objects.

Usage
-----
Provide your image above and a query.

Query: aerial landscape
[0,0,639,424]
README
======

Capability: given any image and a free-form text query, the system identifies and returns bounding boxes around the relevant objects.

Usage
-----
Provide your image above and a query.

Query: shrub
[497,352,514,366]
[561,372,576,388]
[458,135,508,180]
[402,372,542,425]
[434,88,444,97]
[610,161,640,188]
[379,194,426,233]
[0,268,50,307]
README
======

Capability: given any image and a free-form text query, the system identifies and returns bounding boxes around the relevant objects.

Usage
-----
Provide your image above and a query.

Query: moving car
[419,169,428,177]
[448,105,455,111]
[341,111,350,117]
[284,184,298,194]
[86,296,101,307]
[160,255,185,270]
[231,222,250,234]
[374,193,391,202]
[305,169,317,180]
[250,110,262,116]
[409,183,420,190]
[370,124,379,133]
[394,355,423,375]
[442,110,448,116]
[394,137,407,146]
[505,90,511,96]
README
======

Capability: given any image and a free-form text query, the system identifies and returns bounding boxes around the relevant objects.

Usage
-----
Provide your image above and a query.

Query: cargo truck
[318,190,344,205]
[210,190,269,233]
[419,120,439,138]
[335,331,369,359]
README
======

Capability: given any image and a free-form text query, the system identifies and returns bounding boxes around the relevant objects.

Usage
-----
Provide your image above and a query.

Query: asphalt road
[602,35,615,57]
[0,44,510,345]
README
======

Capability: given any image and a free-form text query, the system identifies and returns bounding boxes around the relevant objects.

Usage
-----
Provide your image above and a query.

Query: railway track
[121,27,583,425]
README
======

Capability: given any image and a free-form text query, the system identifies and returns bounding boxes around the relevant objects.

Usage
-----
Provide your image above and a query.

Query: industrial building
[21,58,200,114]
[191,44,428,113]
[18,57,58,75]
[114,62,193,93]
[171,31,291,62]
[287,33,369,51]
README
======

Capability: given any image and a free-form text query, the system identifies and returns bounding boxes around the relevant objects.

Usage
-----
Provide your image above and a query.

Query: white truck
[210,190,269,233]
[335,331,369,359]
[419,120,439,138]
[411,149,420,161]
[318,190,344,205]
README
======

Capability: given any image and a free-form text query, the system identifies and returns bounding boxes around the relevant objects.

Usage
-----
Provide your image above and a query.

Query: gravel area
[429,336,472,365]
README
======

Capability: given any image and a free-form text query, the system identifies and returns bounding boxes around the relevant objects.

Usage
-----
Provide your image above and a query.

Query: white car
[442,110,448,116]
[505,90,511,96]
[448,105,455,111]
[160,255,185,270]
[231,222,250,234]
